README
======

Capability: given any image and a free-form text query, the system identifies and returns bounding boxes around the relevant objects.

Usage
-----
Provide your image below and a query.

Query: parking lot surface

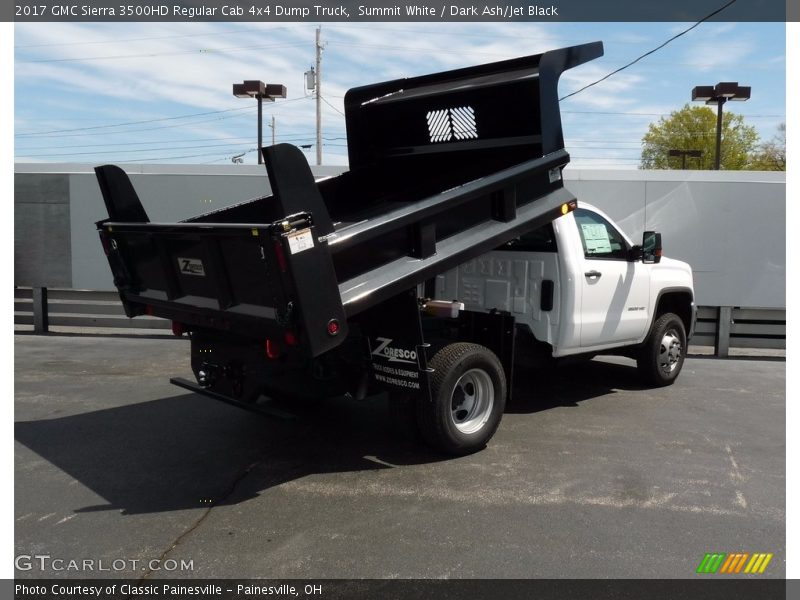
[15,334,785,578]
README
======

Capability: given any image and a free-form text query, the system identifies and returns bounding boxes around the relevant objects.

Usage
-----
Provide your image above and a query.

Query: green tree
[748,123,785,171]
[640,104,759,170]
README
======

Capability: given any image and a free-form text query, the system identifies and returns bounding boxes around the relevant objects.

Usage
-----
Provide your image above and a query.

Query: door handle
[584,270,602,279]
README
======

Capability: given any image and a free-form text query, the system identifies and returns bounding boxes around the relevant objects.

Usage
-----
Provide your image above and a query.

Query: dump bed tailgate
[99,214,347,357]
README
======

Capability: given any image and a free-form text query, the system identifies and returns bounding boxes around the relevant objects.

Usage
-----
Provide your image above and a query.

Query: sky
[13,21,786,169]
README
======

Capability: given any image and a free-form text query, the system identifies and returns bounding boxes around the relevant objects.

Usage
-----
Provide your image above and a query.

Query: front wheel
[637,312,687,387]
[418,343,506,455]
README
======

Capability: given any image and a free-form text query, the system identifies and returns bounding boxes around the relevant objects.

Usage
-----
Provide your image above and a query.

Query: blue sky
[13,21,786,169]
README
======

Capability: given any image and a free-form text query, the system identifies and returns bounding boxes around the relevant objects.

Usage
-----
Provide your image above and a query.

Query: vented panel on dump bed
[343,42,603,174]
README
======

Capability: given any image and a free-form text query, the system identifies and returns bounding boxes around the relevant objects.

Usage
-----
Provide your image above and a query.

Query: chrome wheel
[450,368,494,434]
[658,329,682,374]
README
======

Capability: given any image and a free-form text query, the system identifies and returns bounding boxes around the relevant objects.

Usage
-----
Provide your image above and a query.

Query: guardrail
[14,287,170,334]
[691,306,785,356]
[14,287,785,356]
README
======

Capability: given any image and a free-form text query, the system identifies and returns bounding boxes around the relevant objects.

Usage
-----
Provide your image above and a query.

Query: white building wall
[14,164,785,309]
[563,169,785,309]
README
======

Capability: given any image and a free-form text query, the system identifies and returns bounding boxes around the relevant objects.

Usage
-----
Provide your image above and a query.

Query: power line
[17,142,256,158]
[15,132,349,152]
[15,134,351,157]
[327,41,513,59]
[14,112,255,139]
[14,25,305,49]
[15,99,776,144]
[324,24,760,50]
[15,98,310,138]
[15,135,251,151]
[319,94,345,117]
[206,148,261,164]
[17,41,308,64]
[16,23,762,52]
[16,106,254,136]
[570,157,642,161]
[559,0,739,102]
[563,109,782,118]
[117,148,256,163]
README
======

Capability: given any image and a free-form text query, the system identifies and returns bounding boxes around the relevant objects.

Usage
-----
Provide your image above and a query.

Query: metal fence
[15,287,785,356]
[691,306,786,356]
[14,287,170,334]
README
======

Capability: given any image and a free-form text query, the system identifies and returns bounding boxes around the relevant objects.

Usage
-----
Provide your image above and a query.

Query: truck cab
[435,203,696,384]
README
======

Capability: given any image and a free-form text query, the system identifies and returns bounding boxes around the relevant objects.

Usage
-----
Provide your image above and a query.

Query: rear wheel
[637,312,686,386]
[418,343,506,455]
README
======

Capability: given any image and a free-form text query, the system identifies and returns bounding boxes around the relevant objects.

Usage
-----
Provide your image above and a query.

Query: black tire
[417,343,506,455]
[637,312,687,387]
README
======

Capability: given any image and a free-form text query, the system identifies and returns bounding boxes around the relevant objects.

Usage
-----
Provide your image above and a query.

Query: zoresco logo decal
[371,337,417,364]
[177,257,205,276]
[696,552,773,574]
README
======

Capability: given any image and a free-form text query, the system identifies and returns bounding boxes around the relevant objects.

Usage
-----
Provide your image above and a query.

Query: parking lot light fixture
[691,82,751,170]
[232,81,287,164]
[668,149,703,169]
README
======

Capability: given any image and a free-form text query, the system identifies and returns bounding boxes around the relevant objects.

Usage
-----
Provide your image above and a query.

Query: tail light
[265,338,281,359]
[273,241,288,272]
[327,319,340,336]
[171,321,184,336]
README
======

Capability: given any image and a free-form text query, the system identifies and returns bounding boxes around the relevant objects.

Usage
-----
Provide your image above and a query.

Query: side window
[501,223,557,252]
[574,208,628,260]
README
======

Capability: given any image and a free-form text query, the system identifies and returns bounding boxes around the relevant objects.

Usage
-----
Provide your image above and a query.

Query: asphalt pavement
[14,334,785,579]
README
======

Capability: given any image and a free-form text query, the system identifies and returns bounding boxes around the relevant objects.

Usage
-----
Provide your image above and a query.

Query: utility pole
[269,115,275,145]
[257,94,262,162]
[315,26,322,166]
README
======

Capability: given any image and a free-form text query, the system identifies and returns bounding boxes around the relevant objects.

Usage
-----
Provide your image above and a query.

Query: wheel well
[655,291,693,335]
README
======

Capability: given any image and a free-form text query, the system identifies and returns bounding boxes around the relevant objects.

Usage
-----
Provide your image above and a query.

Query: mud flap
[458,310,516,403]
[354,289,433,405]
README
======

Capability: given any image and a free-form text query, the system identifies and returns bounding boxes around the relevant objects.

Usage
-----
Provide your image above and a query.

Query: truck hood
[654,256,694,294]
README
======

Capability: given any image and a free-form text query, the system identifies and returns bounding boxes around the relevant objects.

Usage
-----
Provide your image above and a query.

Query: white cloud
[13,22,784,168]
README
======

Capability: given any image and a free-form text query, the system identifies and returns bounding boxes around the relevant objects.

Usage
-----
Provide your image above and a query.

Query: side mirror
[642,231,662,264]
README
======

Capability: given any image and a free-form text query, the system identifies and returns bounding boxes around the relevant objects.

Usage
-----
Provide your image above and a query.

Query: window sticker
[580,223,612,254]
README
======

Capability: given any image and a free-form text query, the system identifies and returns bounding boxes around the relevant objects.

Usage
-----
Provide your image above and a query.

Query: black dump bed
[96,42,603,357]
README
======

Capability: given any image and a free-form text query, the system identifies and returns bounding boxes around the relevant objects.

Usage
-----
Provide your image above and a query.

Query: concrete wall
[14,164,785,309]
[15,173,72,288]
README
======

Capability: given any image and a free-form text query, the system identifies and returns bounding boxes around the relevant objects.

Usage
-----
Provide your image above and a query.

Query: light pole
[232,81,287,164]
[668,149,702,169]
[691,82,750,170]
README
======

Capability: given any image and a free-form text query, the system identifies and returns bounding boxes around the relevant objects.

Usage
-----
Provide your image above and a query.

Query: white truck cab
[435,203,696,386]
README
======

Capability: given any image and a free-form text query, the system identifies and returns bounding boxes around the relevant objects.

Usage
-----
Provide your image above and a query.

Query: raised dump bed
[96,42,603,359]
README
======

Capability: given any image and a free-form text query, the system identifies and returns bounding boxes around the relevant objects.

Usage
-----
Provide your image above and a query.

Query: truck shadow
[14,391,445,516]
[507,357,649,414]
[15,358,643,516]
